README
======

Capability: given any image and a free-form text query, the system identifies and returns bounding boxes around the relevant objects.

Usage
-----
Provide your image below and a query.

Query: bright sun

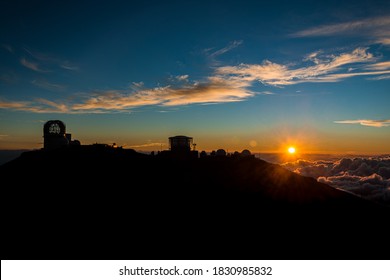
[288,147,296,154]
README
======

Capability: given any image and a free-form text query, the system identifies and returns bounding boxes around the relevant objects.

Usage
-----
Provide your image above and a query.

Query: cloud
[0,74,253,113]
[364,61,390,70]
[216,48,385,86]
[334,119,390,127]
[31,79,66,91]
[2,47,389,114]
[283,156,390,205]
[23,48,78,71]
[132,81,144,88]
[205,40,243,66]
[127,142,165,149]
[60,62,78,71]
[20,58,47,72]
[0,99,68,113]
[175,75,189,81]
[368,75,390,80]
[291,16,390,45]
[72,76,253,111]
[208,40,243,57]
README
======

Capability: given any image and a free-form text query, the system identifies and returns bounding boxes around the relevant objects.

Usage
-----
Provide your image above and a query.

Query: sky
[0,0,389,153]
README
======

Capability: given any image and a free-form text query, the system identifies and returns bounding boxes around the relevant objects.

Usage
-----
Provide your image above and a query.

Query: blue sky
[0,0,389,153]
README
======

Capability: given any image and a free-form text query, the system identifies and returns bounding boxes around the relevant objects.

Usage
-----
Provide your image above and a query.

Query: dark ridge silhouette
[1,145,389,260]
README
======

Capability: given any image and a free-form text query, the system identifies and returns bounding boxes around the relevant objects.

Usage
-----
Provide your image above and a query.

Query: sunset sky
[0,0,389,153]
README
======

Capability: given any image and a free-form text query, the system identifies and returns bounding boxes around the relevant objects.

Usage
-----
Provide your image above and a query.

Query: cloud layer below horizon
[283,156,390,205]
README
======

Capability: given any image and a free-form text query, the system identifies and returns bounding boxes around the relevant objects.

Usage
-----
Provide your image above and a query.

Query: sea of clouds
[281,156,390,205]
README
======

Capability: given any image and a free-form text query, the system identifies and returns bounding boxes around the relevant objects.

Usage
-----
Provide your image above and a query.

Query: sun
[288,147,296,154]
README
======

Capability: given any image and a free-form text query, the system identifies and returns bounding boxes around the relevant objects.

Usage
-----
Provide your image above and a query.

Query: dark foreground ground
[1,146,389,259]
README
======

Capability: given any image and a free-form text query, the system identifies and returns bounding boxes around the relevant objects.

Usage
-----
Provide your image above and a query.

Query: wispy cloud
[334,119,390,127]
[204,40,243,66]
[291,16,390,45]
[364,61,390,70]
[2,47,389,114]
[216,48,386,86]
[0,99,68,113]
[20,58,47,72]
[60,62,78,71]
[367,75,390,80]
[175,74,189,81]
[23,48,78,71]
[0,74,253,113]
[132,81,144,87]
[127,142,165,148]
[32,79,66,91]
[72,76,253,111]
[208,40,243,57]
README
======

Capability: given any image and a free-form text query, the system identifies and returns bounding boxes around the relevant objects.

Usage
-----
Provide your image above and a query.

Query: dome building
[43,120,80,150]
[43,120,68,150]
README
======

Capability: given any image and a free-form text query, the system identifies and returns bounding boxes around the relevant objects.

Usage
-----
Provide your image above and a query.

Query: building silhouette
[157,135,198,159]
[43,120,80,150]
[169,135,194,152]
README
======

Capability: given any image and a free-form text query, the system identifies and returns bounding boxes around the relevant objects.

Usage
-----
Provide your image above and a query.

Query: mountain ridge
[1,145,388,260]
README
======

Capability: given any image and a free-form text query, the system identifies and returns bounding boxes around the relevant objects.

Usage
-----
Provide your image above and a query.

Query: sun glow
[288,147,296,154]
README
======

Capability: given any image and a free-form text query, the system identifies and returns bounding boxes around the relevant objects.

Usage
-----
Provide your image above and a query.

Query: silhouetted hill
[1,146,388,259]
[0,149,29,165]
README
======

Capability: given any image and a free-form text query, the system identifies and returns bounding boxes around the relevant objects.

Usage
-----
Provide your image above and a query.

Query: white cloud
[0,74,254,113]
[216,48,383,86]
[20,58,47,72]
[283,156,390,205]
[204,40,243,66]
[334,119,390,127]
[72,76,254,111]
[175,75,189,81]
[132,81,144,88]
[0,99,69,113]
[3,47,390,114]
[127,142,165,149]
[364,61,390,70]
[60,62,78,71]
[291,16,390,45]
[368,75,390,80]
[208,40,243,57]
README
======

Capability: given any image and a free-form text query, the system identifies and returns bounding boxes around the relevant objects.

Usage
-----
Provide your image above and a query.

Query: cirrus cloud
[1,47,390,114]
[0,75,254,113]
[216,48,389,86]
[20,58,48,72]
[290,15,390,46]
[334,119,390,127]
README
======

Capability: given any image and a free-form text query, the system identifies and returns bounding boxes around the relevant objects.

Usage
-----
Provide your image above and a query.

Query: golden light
[288,147,296,154]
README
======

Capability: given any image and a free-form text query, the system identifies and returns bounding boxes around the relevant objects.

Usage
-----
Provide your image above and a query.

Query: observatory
[43,120,68,150]
[159,135,198,159]
[241,149,253,157]
[169,136,194,153]
[43,120,80,150]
